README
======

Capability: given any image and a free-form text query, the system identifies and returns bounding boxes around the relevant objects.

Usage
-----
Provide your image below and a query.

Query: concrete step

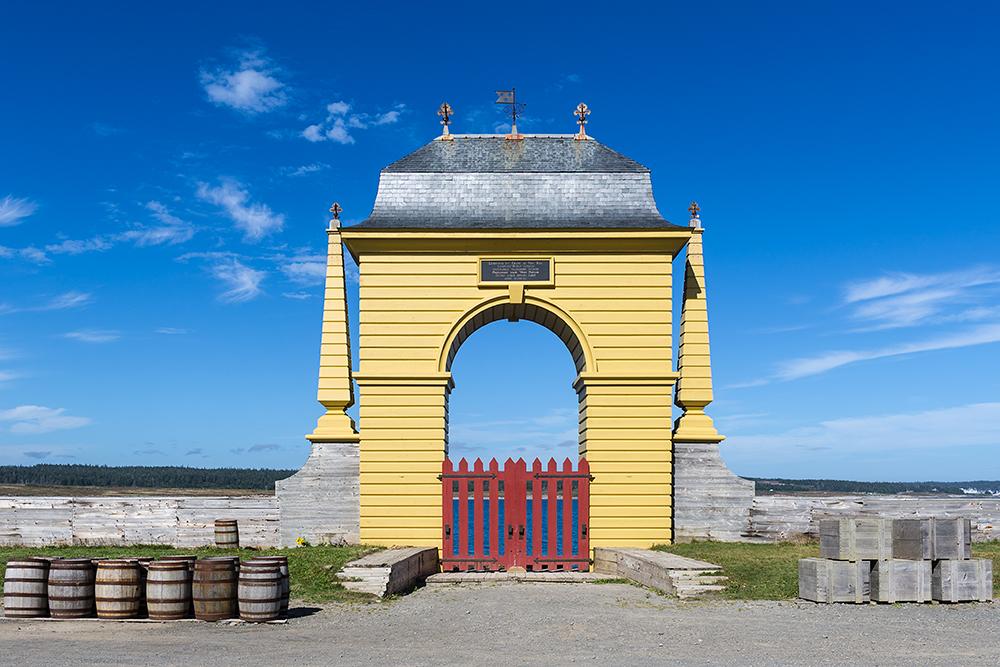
[594,548,728,598]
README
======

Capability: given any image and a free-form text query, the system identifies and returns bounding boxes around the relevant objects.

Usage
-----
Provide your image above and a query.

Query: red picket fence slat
[441,456,591,572]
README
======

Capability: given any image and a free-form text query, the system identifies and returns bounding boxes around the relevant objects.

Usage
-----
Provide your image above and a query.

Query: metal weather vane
[495,88,525,136]
[575,102,590,139]
[437,103,453,137]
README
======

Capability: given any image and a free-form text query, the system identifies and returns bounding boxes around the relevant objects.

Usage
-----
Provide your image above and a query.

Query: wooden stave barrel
[192,559,238,621]
[3,558,50,618]
[247,556,289,616]
[215,519,240,549]
[238,561,282,623]
[146,561,191,621]
[48,559,96,619]
[95,560,141,620]
[123,558,153,616]
[201,556,240,576]
[158,556,197,614]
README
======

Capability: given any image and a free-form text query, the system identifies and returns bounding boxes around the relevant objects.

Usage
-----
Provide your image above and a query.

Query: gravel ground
[3,582,999,667]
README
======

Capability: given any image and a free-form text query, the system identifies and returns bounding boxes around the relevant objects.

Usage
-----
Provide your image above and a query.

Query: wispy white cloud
[0,371,24,386]
[37,291,93,311]
[5,201,195,263]
[0,196,38,227]
[125,201,195,247]
[179,252,266,303]
[301,102,404,144]
[844,267,1000,330]
[63,330,121,343]
[211,259,266,303]
[776,323,1000,380]
[154,327,187,335]
[46,236,117,255]
[727,402,1000,457]
[0,405,93,434]
[279,163,330,177]
[271,250,326,285]
[0,245,50,264]
[248,444,281,452]
[0,291,93,315]
[743,266,1000,384]
[196,178,284,242]
[281,292,313,300]
[200,49,287,115]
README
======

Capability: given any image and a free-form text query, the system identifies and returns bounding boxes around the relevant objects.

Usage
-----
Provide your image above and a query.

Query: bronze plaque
[480,259,550,282]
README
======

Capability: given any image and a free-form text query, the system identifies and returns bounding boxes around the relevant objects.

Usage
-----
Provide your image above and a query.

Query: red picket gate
[441,457,591,571]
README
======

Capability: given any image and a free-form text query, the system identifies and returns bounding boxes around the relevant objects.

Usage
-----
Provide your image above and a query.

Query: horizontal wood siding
[0,496,278,548]
[358,382,448,547]
[355,248,677,549]
[582,383,672,548]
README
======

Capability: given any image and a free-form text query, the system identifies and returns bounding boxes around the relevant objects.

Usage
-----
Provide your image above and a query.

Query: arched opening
[443,301,589,465]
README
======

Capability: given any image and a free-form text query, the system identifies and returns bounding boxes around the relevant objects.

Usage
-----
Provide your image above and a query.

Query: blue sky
[1,2,998,481]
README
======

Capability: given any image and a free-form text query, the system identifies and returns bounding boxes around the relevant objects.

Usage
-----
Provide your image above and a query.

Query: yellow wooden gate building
[276,127,753,553]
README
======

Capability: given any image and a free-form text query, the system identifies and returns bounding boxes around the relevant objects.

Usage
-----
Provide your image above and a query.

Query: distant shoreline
[0,483,273,497]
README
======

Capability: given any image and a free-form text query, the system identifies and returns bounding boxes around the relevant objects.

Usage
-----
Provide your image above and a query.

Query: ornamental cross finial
[688,201,701,227]
[329,202,342,229]
[574,102,590,139]
[437,103,453,137]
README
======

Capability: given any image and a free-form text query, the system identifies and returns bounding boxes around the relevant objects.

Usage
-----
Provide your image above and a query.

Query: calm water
[448,498,580,557]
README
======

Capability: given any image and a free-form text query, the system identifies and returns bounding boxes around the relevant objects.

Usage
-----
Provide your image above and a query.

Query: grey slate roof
[351,135,679,230]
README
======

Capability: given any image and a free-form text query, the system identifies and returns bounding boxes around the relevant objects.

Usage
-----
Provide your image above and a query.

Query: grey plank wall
[749,496,1000,543]
[672,440,755,542]
[0,496,279,548]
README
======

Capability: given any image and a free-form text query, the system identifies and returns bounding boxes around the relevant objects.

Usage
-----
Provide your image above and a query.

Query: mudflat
[3,582,998,666]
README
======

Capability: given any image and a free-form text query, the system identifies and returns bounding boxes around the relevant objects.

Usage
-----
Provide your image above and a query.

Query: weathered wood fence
[0,496,279,548]
[749,496,1000,543]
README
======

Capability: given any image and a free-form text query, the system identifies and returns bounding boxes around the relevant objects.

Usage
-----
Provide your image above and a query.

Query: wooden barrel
[95,560,141,619]
[3,558,50,618]
[215,519,240,549]
[202,556,240,572]
[193,559,238,621]
[146,561,191,620]
[48,559,96,619]
[238,561,281,622]
[159,555,198,571]
[248,556,289,616]
[158,555,197,614]
[123,558,152,616]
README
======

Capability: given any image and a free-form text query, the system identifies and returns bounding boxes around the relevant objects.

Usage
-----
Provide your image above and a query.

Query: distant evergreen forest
[750,477,1000,496]
[0,465,297,490]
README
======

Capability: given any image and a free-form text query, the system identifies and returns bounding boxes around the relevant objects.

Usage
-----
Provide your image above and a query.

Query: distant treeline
[0,465,297,490]
[749,477,1000,496]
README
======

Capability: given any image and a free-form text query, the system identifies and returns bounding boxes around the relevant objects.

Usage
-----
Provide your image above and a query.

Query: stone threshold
[426,571,610,585]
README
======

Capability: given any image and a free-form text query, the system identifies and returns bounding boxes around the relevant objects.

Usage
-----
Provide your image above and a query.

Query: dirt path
[3,582,999,666]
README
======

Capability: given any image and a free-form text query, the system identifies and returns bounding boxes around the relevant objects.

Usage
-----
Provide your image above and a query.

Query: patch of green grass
[0,544,385,604]
[592,577,631,585]
[971,541,1000,596]
[653,541,821,600]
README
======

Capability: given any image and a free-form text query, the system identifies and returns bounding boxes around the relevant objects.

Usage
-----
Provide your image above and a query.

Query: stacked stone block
[799,518,992,603]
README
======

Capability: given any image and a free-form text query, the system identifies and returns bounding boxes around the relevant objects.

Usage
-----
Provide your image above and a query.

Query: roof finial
[437,103,453,138]
[329,202,342,230]
[495,88,525,139]
[688,201,701,228]
[574,103,590,140]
